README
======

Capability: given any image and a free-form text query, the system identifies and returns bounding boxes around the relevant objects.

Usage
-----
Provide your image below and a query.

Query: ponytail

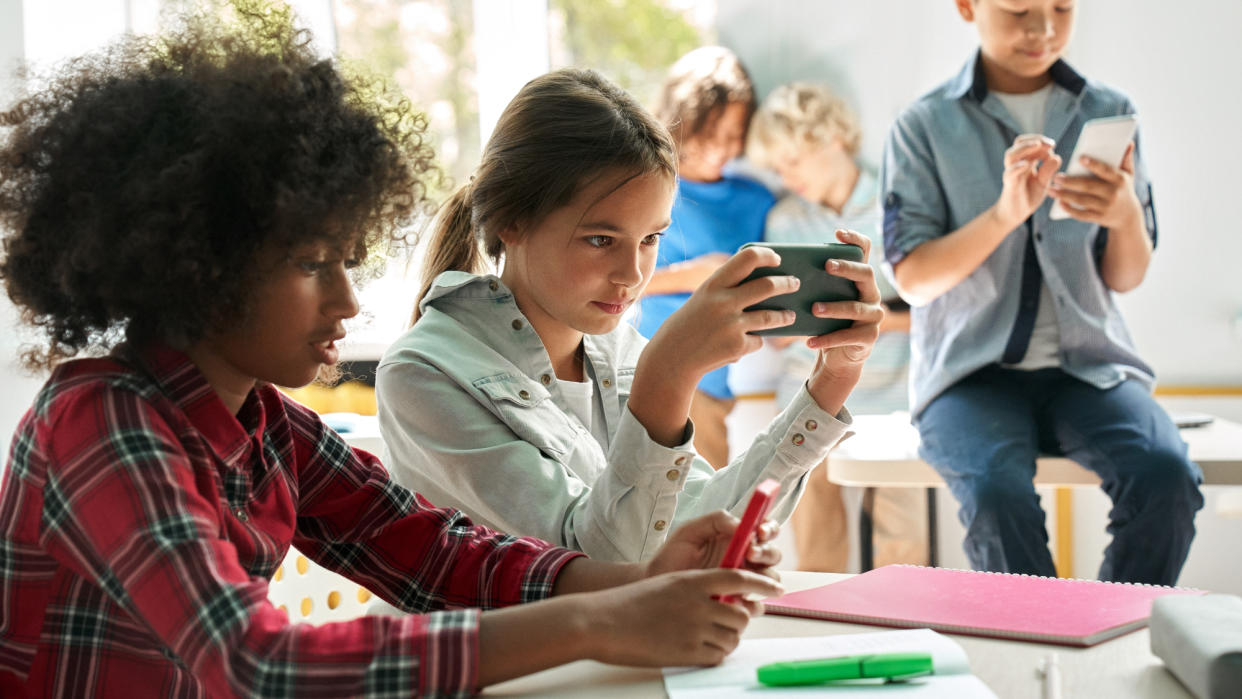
[410,183,483,325]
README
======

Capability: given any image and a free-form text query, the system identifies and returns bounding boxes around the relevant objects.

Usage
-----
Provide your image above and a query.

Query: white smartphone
[1049,114,1139,220]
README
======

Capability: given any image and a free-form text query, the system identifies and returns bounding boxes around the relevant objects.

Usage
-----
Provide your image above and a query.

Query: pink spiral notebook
[766,564,1204,647]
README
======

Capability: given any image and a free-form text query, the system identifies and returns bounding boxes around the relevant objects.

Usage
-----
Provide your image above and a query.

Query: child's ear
[955,0,975,22]
[496,223,520,247]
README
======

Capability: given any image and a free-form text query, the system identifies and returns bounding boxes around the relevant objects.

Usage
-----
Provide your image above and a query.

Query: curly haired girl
[0,4,784,696]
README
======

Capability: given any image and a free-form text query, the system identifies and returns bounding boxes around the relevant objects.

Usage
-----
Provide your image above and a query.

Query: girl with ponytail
[376,67,884,562]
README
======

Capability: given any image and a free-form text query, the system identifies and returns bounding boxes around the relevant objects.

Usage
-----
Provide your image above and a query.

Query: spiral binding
[889,564,1198,591]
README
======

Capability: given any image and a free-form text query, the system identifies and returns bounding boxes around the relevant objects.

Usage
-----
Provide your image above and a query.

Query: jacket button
[488,280,499,291]
[805,419,818,431]
[674,456,687,466]
[653,520,667,531]
[518,389,531,400]
[540,374,552,386]
[234,508,249,522]
[666,469,679,481]
[601,377,612,388]
[791,433,805,446]
[511,319,523,330]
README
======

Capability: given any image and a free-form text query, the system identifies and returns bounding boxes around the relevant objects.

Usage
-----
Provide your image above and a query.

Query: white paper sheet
[663,628,996,697]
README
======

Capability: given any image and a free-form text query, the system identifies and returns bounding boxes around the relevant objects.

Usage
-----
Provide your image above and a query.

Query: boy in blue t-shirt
[880,0,1203,584]
[637,46,774,469]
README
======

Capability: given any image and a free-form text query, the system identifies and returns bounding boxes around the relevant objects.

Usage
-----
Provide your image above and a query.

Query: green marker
[756,652,934,686]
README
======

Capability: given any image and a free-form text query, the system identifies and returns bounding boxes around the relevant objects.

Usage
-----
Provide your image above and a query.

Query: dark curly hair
[0,1,438,370]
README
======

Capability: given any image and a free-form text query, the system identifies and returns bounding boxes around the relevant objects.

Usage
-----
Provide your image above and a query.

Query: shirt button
[511,318,524,331]
[518,389,531,400]
[1035,233,1043,242]
[791,433,805,446]
[666,469,679,481]
[674,456,687,466]
[540,374,552,386]
[488,280,499,291]
[601,377,612,388]
[805,419,818,431]
[234,508,248,522]
[653,520,667,531]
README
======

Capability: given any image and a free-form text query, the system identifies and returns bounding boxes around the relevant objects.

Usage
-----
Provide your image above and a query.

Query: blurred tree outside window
[548,0,714,111]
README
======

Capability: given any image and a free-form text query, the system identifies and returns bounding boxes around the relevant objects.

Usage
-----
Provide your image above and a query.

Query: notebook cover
[766,565,1204,647]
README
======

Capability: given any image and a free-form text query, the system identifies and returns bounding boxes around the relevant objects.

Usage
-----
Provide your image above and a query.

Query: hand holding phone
[717,479,780,603]
[738,242,863,336]
[1049,114,1138,220]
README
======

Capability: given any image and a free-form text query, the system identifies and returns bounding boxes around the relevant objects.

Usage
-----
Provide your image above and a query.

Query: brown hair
[748,82,863,167]
[653,46,756,147]
[413,67,676,323]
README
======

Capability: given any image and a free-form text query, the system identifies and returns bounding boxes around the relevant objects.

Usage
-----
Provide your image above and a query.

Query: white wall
[719,0,1242,387]
[0,0,45,458]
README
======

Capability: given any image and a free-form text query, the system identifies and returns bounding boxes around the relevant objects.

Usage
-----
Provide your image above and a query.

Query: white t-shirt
[995,84,1061,371]
[557,374,610,450]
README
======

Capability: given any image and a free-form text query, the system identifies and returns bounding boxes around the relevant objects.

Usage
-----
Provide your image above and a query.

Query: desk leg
[926,488,938,568]
[859,488,875,572]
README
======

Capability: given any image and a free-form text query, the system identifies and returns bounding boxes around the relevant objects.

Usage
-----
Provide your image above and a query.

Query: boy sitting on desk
[880,0,1202,584]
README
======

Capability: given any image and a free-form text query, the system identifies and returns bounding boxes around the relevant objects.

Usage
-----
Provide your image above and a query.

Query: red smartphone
[716,479,781,602]
[720,479,780,569]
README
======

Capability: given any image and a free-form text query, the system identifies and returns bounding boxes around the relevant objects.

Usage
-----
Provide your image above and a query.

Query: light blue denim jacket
[881,52,1158,418]
[375,271,850,561]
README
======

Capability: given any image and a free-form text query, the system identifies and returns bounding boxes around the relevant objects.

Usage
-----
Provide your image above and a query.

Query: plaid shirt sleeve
[4,377,581,698]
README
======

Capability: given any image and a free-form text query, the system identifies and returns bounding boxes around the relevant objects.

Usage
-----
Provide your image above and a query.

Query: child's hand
[995,134,1062,228]
[651,245,799,379]
[1048,143,1142,229]
[644,510,783,581]
[803,229,884,412]
[584,567,783,667]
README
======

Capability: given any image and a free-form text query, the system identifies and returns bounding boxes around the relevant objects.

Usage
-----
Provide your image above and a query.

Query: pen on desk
[1040,652,1062,699]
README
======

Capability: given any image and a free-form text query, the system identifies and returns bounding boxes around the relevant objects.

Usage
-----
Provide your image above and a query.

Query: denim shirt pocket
[473,372,575,461]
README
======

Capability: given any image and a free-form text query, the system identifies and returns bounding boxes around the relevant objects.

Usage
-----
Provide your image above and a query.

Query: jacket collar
[946,48,1087,102]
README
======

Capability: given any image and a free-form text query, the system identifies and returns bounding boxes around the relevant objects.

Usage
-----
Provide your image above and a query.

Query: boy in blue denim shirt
[880,0,1202,585]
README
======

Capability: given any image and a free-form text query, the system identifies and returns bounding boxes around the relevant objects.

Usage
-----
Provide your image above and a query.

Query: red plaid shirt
[0,346,582,697]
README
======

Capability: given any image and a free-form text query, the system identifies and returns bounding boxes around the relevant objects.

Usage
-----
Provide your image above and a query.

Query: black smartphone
[739,242,864,336]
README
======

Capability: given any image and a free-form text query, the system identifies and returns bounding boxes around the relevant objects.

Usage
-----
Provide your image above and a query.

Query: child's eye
[585,235,613,248]
[642,231,665,246]
[344,257,362,270]
[297,260,325,274]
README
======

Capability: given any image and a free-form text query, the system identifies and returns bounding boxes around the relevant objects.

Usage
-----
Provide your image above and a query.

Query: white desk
[484,571,1193,698]
[829,414,1242,488]
[827,414,1242,570]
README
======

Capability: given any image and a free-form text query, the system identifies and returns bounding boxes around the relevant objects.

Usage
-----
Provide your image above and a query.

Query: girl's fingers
[746,542,782,568]
[824,259,881,304]
[733,273,802,309]
[832,228,870,259]
[741,308,796,333]
[754,520,780,543]
[811,299,884,323]
[712,245,783,288]
[808,326,879,352]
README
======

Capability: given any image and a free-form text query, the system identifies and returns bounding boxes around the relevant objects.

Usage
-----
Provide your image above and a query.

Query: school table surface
[482,570,1194,698]
[824,413,1242,571]
[827,413,1242,489]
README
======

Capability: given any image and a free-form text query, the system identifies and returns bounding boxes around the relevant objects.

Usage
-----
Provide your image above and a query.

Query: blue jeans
[916,366,1203,585]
